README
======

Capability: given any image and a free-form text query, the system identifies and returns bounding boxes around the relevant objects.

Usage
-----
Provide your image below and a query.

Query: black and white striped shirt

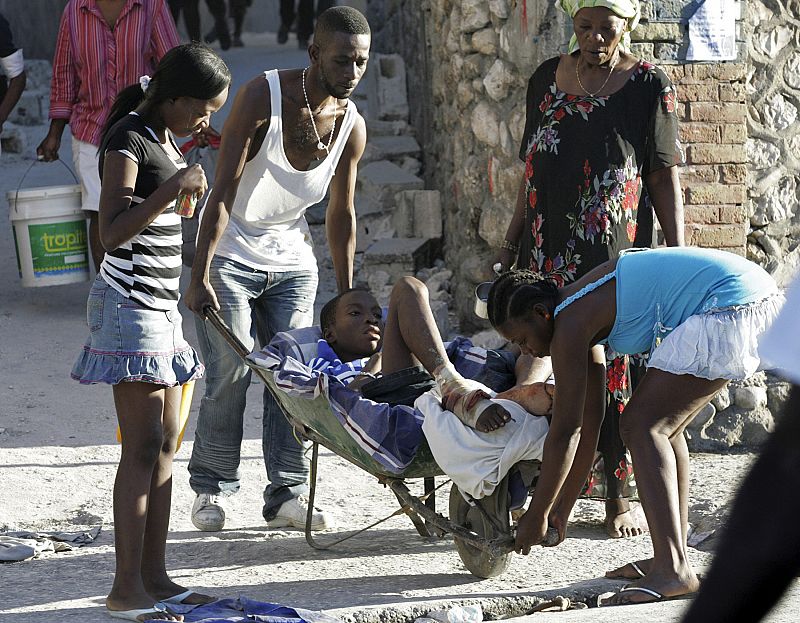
[99,113,185,311]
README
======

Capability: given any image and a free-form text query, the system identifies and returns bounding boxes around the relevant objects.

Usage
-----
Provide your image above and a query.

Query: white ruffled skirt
[647,292,785,381]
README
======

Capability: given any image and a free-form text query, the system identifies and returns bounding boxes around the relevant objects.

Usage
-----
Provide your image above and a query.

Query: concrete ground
[1,32,798,623]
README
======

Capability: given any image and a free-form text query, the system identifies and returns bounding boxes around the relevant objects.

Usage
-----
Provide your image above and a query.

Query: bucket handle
[12,157,81,216]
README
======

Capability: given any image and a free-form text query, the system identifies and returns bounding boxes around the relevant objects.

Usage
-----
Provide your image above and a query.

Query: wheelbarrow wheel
[449,481,512,578]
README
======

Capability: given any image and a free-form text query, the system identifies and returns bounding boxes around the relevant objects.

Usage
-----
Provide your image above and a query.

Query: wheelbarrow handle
[202,306,252,361]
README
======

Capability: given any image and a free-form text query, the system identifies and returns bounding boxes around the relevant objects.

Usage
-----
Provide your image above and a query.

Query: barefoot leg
[140,386,212,604]
[609,369,727,604]
[671,421,692,546]
[107,383,168,612]
[381,276,449,375]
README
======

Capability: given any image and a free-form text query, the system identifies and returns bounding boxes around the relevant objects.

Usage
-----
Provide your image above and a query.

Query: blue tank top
[606,247,777,354]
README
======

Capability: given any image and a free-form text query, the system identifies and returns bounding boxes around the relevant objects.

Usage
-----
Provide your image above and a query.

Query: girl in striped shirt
[71,43,230,622]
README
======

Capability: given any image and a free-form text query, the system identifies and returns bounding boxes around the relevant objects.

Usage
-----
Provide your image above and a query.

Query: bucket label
[28,220,88,276]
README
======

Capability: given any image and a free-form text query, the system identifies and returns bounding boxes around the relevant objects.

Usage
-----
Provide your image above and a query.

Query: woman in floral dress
[498,0,684,546]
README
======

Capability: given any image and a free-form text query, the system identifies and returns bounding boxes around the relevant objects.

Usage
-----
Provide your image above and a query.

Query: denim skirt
[71,275,204,386]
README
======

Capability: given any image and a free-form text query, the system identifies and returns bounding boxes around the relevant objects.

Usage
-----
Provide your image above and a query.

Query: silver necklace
[302,67,336,154]
[575,53,619,98]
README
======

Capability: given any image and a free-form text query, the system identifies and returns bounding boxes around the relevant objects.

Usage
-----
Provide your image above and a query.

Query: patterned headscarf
[557,0,641,53]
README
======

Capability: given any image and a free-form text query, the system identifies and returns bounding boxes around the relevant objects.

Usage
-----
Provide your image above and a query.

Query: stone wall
[745,0,800,287]
[368,0,771,330]
[367,0,800,449]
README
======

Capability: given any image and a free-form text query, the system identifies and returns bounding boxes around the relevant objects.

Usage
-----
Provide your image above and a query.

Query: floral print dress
[518,55,681,499]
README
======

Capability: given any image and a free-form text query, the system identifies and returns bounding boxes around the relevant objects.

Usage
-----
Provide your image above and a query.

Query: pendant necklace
[302,67,336,154]
[575,52,619,98]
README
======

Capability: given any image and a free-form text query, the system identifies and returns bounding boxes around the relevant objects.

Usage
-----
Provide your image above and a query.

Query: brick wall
[664,63,749,252]
[631,2,748,254]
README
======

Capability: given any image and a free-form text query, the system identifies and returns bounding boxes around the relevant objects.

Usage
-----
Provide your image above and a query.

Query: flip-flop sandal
[160,590,212,605]
[605,560,647,580]
[107,604,174,621]
[599,585,697,607]
[597,585,663,607]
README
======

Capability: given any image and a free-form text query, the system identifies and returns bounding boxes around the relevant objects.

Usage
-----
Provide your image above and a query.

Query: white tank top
[213,69,359,272]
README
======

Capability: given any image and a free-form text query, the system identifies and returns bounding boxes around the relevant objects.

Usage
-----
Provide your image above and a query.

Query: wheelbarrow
[204,308,532,578]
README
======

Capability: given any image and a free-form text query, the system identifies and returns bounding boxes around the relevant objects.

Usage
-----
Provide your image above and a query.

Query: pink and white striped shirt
[49,0,179,146]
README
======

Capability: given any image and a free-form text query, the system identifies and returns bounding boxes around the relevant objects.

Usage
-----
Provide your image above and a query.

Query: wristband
[501,239,519,253]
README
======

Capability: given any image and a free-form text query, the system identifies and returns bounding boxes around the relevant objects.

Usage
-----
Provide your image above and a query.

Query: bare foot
[605,558,652,579]
[605,499,643,538]
[599,570,700,606]
[475,403,512,432]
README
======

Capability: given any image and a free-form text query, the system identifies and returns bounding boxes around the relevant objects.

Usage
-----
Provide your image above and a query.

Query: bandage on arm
[434,363,493,429]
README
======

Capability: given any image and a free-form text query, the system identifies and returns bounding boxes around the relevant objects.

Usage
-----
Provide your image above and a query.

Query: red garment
[49,0,179,146]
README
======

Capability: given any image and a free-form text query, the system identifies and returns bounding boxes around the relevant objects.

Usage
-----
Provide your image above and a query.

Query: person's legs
[229,0,247,43]
[278,0,294,43]
[603,369,727,604]
[188,257,265,528]
[72,137,104,272]
[296,0,314,46]
[253,270,319,523]
[139,384,213,604]
[381,276,450,375]
[606,397,708,581]
[682,386,800,623]
[184,0,202,41]
[106,382,180,620]
[601,352,643,538]
[381,277,510,432]
[167,0,182,23]
[205,0,230,49]
[315,0,335,15]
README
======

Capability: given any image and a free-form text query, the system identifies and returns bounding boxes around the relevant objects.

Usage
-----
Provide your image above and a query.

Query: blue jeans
[188,257,318,519]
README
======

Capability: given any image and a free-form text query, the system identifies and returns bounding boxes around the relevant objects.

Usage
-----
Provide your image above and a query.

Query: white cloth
[647,293,785,380]
[72,137,101,213]
[419,391,549,500]
[214,69,360,272]
[760,274,800,384]
[0,48,24,79]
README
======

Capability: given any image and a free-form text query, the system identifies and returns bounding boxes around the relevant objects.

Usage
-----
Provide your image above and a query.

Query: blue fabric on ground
[170,597,341,623]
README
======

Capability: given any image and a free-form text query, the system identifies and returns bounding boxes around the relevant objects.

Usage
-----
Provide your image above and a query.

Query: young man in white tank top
[184,6,370,532]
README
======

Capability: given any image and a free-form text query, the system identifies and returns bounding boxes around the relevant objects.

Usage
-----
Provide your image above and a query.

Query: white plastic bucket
[7,184,90,287]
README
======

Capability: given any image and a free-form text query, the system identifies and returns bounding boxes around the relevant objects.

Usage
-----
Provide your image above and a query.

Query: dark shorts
[359,347,517,408]
[360,366,436,407]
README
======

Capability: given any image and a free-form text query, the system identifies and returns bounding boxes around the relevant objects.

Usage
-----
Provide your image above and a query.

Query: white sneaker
[264,495,329,531]
[191,493,226,531]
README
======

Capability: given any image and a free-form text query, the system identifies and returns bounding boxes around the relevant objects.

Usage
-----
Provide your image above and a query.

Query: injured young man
[311,277,554,501]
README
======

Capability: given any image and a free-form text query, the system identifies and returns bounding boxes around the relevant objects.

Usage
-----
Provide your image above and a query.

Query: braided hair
[487,270,559,329]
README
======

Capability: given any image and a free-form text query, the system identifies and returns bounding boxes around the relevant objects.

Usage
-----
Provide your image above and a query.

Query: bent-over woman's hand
[547,508,568,546]
[514,508,548,555]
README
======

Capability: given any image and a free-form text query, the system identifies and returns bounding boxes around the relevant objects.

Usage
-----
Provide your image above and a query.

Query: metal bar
[392,489,432,538]
[387,479,515,558]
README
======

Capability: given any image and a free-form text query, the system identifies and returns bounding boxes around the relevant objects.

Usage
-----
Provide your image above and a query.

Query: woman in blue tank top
[486,247,783,605]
